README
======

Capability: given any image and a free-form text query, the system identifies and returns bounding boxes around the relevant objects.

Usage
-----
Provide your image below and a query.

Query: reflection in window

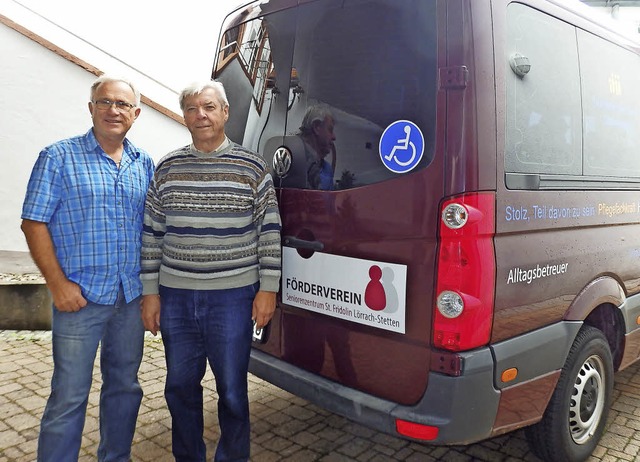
[214,0,438,189]
[251,34,273,114]
[286,0,438,189]
[215,20,273,114]
[239,21,263,81]
[217,27,241,71]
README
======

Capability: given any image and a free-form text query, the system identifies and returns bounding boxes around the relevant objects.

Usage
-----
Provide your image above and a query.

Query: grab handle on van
[283,236,324,251]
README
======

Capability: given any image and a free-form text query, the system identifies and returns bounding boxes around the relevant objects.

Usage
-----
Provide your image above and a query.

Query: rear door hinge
[439,66,469,90]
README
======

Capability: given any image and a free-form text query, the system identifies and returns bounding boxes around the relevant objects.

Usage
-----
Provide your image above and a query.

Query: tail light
[433,193,496,351]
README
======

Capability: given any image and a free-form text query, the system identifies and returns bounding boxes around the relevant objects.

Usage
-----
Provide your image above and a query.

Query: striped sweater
[141,139,281,294]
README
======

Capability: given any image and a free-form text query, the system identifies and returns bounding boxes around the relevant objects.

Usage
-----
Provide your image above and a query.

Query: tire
[525,325,613,462]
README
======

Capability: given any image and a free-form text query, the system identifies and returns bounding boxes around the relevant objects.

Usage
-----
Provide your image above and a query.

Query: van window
[290,0,438,189]
[505,4,582,176]
[506,3,640,188]
[215,0,438,190]
[579,29,640,178]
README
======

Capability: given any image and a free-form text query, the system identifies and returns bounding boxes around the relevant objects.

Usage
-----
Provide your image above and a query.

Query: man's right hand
[141,294,161,336]
[21,219,87,312]
[50,279,87,312]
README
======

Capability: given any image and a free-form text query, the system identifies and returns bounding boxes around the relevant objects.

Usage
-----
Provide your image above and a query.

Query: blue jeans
[159,284,257,462]
[38,288,144,462]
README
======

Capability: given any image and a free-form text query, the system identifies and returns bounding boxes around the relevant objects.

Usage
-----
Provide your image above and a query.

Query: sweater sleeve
[140,169,166,295]
[254,169,282,293]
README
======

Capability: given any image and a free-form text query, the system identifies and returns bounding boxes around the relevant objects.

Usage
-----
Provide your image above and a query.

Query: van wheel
[525,325,613,462]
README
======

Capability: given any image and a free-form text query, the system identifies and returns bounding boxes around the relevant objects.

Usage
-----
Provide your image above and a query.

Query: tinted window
[214,0,438,190]
[505,4,582,175]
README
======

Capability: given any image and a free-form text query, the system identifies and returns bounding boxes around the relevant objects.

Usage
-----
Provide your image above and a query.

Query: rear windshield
[214,0,438,190]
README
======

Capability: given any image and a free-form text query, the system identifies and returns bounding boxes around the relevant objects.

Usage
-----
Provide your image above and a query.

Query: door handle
[283,236,324,251]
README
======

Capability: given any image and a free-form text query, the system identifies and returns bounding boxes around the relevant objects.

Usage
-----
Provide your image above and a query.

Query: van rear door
[215,0,442,405]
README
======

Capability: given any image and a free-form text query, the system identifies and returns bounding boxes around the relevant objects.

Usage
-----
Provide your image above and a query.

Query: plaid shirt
[22,129,155,304]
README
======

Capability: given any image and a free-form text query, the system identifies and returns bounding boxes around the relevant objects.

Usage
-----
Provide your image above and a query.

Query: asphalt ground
[1,330,640,462]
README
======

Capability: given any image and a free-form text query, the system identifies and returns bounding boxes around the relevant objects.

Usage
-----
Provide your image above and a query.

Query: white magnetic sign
[281,247,407,334]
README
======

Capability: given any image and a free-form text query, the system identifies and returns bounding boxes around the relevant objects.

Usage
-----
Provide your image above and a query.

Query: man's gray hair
[179,80,229,111]
[90,74,141,107]
[299,103,334,136]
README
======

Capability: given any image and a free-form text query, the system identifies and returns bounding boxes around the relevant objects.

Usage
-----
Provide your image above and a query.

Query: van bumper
[249,321,582,444]
[249,347,499,445]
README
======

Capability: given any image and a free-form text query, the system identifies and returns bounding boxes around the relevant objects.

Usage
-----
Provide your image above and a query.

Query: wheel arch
[564,276,626,371]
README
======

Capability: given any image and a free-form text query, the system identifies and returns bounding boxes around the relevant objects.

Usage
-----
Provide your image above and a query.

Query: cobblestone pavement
[1,330,639,462]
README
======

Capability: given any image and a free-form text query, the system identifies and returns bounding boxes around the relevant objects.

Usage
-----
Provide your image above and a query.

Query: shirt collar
[191,136,231,155]
[85,128,140,160]
[217,136,231,152]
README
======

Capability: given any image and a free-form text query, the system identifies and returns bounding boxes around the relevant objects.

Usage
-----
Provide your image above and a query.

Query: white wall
[3,0,248,108]
[0,23,192,251]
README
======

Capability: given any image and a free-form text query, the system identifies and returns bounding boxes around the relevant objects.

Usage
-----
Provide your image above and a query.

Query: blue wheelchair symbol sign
[379,120,424,173]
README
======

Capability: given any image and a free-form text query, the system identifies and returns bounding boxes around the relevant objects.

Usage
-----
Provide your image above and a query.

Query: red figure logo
[365,265,386,311]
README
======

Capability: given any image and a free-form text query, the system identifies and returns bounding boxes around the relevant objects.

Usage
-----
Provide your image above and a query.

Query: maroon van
[212,0,640,460]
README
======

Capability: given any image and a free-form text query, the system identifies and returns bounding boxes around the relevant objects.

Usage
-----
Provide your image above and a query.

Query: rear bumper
[249,320,582,444]
[249,347,500,445]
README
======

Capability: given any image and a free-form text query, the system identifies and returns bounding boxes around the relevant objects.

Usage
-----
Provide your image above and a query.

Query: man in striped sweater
[140,80,281,462]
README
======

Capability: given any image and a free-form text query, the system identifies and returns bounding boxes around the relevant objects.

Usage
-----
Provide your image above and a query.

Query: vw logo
[272,146,292,178]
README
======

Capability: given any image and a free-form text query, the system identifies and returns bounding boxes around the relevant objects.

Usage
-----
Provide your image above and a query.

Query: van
[212,0,640,460]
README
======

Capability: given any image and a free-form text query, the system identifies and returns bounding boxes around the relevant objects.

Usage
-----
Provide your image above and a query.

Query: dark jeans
[159,284,257,462]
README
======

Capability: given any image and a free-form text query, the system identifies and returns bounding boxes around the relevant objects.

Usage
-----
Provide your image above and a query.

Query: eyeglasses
[92,99,136,112]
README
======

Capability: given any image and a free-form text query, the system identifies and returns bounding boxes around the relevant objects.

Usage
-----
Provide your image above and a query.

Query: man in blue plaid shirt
[21,75,155,462]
